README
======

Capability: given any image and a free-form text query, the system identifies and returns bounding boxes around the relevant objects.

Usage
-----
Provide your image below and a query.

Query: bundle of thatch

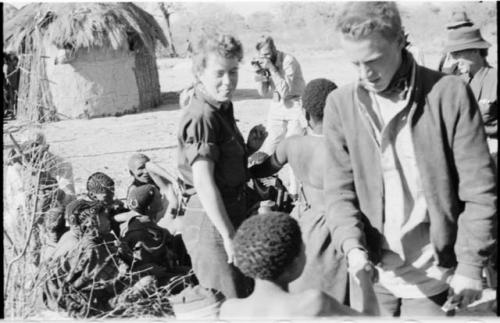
[2,3,18,22]
[3,3,168,122]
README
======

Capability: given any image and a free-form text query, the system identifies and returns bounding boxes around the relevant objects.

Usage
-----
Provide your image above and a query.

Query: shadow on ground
[154,88,264,112]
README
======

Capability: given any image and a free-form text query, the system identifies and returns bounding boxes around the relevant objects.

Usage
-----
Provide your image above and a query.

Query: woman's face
[197,53,239,103]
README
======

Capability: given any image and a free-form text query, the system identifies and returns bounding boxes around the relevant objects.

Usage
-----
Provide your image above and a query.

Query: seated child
[86,171,128,236]
[127,153,181,232]
[116,184,189,283]
[219,212,360,319]
[43,199,130,318]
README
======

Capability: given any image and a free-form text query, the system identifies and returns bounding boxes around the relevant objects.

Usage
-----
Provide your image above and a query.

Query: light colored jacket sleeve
[452,80,497,279]
[323,92,367,256]
[270,54,302,99]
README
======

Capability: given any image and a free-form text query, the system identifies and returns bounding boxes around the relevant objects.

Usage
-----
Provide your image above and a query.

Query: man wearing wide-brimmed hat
[438,10,474,74]
[445,26,497,159]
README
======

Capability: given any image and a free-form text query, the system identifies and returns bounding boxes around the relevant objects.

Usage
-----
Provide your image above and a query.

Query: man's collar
[194,85,232,111]
[379,49,415,100]
[274,50,284,69]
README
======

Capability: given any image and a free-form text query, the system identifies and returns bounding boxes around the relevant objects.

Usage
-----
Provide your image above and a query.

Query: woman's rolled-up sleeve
[182,114,221,165]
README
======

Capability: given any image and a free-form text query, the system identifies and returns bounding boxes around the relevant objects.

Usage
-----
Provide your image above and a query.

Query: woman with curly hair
[176,31,252,298]
[43,199,130,318]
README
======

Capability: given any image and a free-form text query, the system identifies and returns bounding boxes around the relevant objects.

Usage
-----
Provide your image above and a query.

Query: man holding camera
[252,36,306,197]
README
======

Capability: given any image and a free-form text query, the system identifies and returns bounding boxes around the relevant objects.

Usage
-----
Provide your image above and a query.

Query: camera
[251,59,270,77]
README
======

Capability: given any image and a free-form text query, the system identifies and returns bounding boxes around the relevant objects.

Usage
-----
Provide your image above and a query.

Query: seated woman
[115,184,189,283]
[43,199,130,318]
[219,212,360,319]
[86,172,128,236]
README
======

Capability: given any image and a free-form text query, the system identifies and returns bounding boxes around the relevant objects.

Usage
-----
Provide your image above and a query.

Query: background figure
[3,51,20,119]
[127,153,180,232]
[43,200,129,318]
[5,132,75,265]
[444,26,497,165]
[252,36,306,197]
[116,184,188,284]
[220,212,360,319]
[176,31,252,299]
[404,34,425,67]
[324,2,496,317]
[86,172,128,237]
[249,79,350,305]
[438,10,474,74]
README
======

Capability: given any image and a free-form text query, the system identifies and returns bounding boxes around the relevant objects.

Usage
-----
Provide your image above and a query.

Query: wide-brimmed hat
[444,26,491,53]
[446,11,473,30]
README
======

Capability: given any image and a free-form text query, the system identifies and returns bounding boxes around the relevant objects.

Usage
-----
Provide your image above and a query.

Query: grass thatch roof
[3,3,19,22]
[4,2,168,54]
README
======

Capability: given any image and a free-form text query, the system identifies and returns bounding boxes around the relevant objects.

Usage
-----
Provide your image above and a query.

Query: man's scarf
[380,49,414,100]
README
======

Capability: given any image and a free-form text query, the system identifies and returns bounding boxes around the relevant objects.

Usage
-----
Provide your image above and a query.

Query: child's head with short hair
[87,172,115,204]
[127,184,163,221]
[128,153,152,184]
[233,212,305,284]
[302,78,337,124]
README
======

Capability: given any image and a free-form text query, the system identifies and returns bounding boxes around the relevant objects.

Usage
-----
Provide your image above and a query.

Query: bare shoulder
[290,289,325,316]
[295,289,358,317]
[218,298,245,319]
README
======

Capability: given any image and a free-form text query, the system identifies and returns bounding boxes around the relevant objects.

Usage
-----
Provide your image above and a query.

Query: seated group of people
[34,78,361,319]
[40,153,192,318]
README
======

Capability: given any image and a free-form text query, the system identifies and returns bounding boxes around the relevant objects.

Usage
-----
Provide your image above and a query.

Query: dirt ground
[4,50,445,196]
[3,49,497,316]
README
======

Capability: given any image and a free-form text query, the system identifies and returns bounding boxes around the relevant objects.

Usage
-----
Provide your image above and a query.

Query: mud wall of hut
[44,44,140,119]
[134,41,162,110]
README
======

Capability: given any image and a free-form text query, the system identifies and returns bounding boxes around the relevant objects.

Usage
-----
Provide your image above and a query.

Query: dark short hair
[87,172,115,196]
[127,184,158,214]
[191,32,243,75]
[336,2,403,42]
[303,78,337,122]
[255,35,276,51]
[233,212,302,280]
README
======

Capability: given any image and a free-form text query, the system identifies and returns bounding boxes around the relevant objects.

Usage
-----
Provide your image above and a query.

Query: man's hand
[254,74,269,83]
[248,151,269,167]
[448,273,483,309]
[259,57,275,71]
[347,248,378,285]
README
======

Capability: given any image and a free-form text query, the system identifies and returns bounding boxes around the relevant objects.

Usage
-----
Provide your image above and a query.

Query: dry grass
[3,132,62,319]
[4,3,167,55]
[4,3,168,123]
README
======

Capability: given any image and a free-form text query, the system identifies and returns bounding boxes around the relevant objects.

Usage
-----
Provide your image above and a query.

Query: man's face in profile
[341,31,403,93]
[450,49,480,76]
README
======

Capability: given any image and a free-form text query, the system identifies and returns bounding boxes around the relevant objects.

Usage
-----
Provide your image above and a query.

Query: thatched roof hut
[4,3,168,121]
[3,3,18,21]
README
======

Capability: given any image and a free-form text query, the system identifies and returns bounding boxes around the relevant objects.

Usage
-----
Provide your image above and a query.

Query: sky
[7,0,478,16]
[7,0,276,14]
